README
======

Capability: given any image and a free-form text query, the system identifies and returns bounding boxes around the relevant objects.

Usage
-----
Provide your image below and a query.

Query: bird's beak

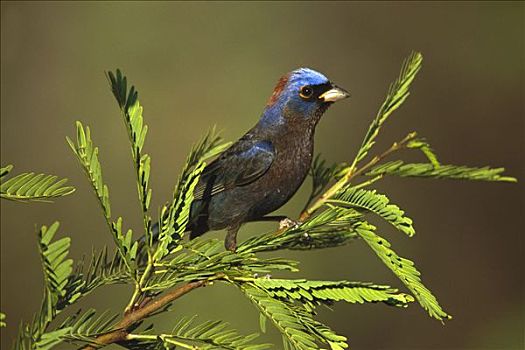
[319,85,350,102]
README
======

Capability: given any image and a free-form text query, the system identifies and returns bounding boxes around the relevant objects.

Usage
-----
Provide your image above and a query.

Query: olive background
[1,2,524,349]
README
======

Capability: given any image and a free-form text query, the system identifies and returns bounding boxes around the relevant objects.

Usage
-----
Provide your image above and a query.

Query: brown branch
[82,280,208,350]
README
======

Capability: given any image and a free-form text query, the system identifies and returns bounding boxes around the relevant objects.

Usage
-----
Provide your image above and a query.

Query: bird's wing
[193,139,275,200]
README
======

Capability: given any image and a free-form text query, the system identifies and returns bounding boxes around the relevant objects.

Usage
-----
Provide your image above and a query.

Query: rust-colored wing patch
[266,73,290,107]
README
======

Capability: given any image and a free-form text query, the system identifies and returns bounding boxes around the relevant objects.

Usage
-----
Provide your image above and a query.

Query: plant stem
[125,254,154,312]
[82,279,208,349]
[350,175,384,190]
[126,334,197,349]
[163,337,198,349]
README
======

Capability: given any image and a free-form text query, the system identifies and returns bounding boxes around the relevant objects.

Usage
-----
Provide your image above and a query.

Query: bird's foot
[225,226,239,252]
[279,217,301,230]
[225,237,237,252]
[224,241,237,253]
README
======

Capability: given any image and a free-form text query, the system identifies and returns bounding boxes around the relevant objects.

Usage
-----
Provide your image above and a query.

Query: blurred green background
[1,2,524,349]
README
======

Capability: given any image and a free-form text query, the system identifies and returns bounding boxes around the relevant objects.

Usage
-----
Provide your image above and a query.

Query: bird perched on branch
[188,68,350,251]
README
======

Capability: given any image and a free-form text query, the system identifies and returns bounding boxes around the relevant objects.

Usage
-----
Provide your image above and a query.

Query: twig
[126,334,197,349]
[350,174,384,190]
[125,255,153,312]
[352,132,416,179]
[82,280,208,349]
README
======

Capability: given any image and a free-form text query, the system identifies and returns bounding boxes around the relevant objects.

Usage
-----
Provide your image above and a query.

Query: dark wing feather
[193,138,275,201]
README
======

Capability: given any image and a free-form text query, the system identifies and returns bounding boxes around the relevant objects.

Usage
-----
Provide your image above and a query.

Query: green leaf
[107,70,153,242]
[0,165,74,202]
[68,121,137,274]
[121,316,269,350]
[242,286,320,350]
[406,138,440,167]
[67,121,111,218]
[34,327,71,350]
[59,308,119,345]
[330,186,415,237]
[153,127,230,257]
[70,246,131,296]
[239,206,362,253]
[146,237,298,292]
[155,161,205,261]
[252,279,414,310]
[38,222,74,325]
[0,312,6,327]
[259,313,267,334]
[242,284,351,349]
[53,246,130,316]
[354,221,451,322]
[292,306,348,350]
[112,217,138,273]
[106,69,138,111]
[367,160,517,182]
[352,51,423,167]
[0,164,13,178]
[172,316,266,349]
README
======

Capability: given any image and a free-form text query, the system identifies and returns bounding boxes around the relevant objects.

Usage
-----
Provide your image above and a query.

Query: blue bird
[188,68,350,251]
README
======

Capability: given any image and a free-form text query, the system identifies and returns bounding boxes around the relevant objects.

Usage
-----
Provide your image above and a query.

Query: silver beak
[319,85,350,102]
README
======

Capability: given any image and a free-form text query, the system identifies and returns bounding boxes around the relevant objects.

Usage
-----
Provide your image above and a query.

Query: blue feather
[259,68,330,127]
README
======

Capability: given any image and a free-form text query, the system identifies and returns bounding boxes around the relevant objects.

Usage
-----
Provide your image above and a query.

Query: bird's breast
[247,130,314,218]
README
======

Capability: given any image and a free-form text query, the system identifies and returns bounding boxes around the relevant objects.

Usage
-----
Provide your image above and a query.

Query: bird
[187,68,350,251]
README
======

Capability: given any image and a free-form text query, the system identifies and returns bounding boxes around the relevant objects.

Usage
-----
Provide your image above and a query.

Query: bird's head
[261,68,350,127]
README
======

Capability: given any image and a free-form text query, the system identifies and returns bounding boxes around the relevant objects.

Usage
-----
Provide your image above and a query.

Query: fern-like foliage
[107,69,153,240]
[241,283,357,350]
[251,279,413,310]
[66,122,112,218]
[69,247,131,298]
[239,206,362,253]
[154,161,206,261]
[14,223,80,349]
[16,308,120,350]
[351,51,422,167]
[59,309,120,345]
[6,53,517,350]
[67,122,138,275]
[0,164,74,202]
[406,138,440,167]
[329,186,415,237]
[122,316,269,350]
[367,160,517,182]
[238,278,413,349]
[242,286,325,350]
[146,238,298,292]
[31,328,71,350]
[106,69,138,111]
[154,128,230,260]
[37,222,74,327]
[353,221,451,321]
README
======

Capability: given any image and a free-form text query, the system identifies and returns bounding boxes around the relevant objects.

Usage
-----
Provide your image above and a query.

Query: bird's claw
[279,218,301,230]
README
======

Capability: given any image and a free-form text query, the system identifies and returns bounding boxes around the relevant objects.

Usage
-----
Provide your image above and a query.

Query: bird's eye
[299,85,314,99]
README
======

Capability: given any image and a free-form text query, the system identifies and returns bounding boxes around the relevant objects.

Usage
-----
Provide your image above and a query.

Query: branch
[82,280,208,349]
